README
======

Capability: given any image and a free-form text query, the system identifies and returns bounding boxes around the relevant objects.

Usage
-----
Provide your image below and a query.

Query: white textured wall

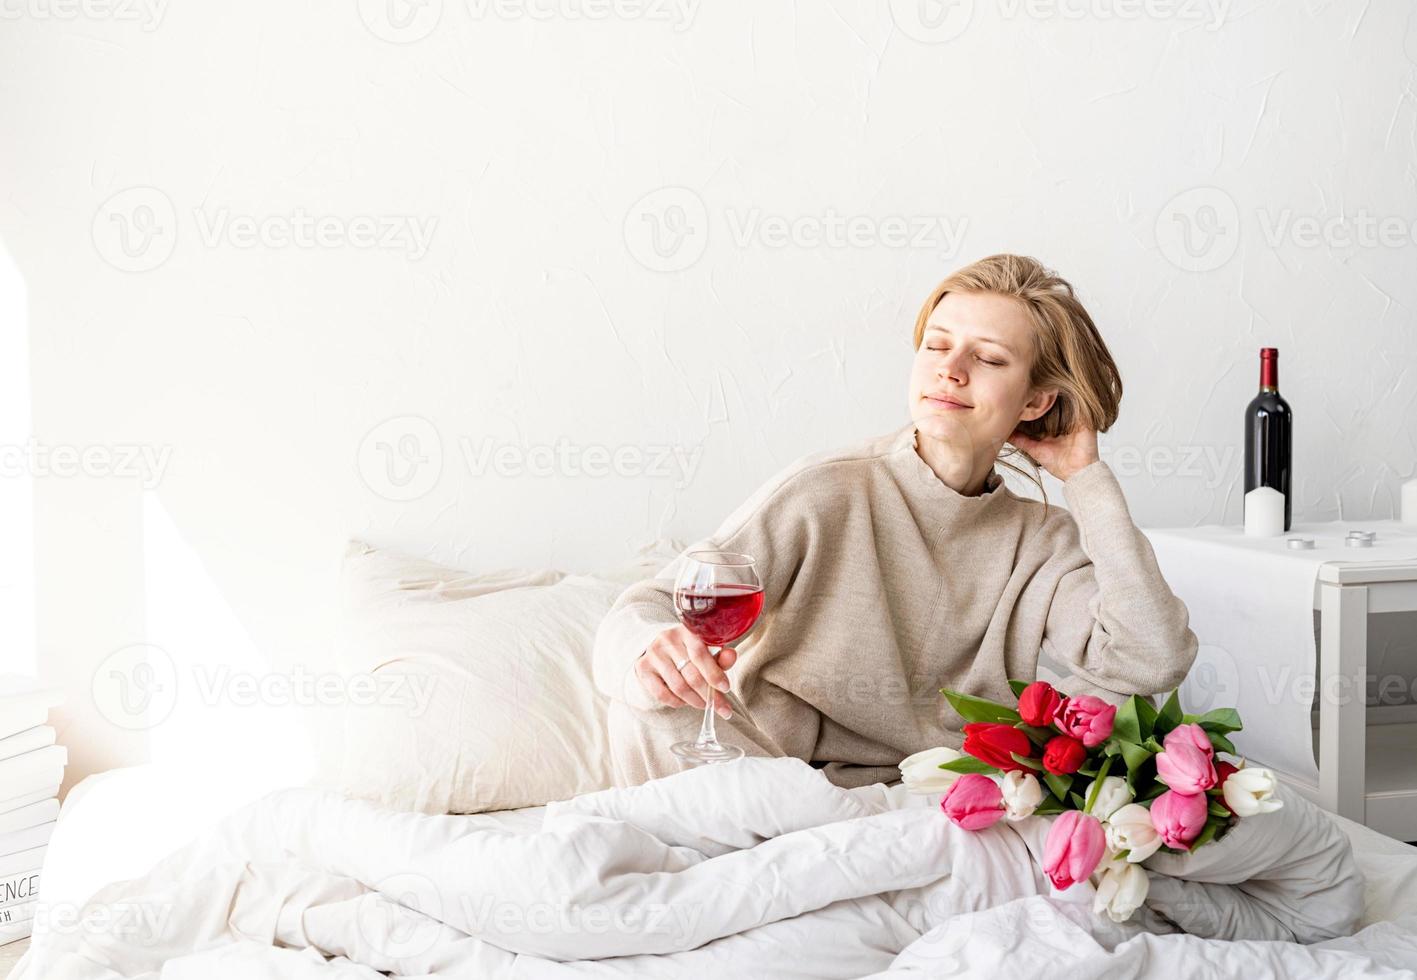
[1,1,1414,788]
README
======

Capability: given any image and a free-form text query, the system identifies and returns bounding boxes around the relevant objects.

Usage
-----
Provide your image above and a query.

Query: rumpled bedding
[14,757,1414,979]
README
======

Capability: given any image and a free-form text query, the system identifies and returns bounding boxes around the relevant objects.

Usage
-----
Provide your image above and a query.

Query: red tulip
[1042,734,1087,775]
[962,722,1033,772]
[1213,760,1240,814]
[1017,681,1064,728]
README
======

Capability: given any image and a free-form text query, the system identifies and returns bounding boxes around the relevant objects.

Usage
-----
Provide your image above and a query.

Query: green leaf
[1207,732,1237,755]
[1043,772,1073,801]
[1114,697,1144,744]
[1034,798,1068,816]
[1191,820,1221,850]
[941,689,1022,725]
[938,756,997,775]
[1139,781,1168,801]
[1197,708,1243,734]
[1136,696,1158,740]
[1009,752,1043,771]
[1008,679,1030,698]
[1084,756,1116,813]
[1155,690,1183,736]
[1118,740,1153,773]
[1208,800,1232,819]
[1069,792,1088,809]
[1017,723,1055,743]
[1142,737,1165,754]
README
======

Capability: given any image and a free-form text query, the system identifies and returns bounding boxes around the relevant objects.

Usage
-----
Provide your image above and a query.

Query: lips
[925,393,972,410]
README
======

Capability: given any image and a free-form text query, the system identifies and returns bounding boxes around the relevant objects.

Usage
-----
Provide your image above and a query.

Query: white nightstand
[1312,558,1417,840]
[1144,520,1417,842]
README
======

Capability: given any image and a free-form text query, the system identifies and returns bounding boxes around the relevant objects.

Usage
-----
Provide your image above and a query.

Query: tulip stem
[1084,757,1115,814]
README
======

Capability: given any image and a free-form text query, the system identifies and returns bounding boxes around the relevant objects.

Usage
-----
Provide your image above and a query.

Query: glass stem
[695,646,721,748]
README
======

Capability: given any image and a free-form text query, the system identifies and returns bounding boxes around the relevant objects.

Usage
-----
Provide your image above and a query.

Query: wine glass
[670,550,764,765]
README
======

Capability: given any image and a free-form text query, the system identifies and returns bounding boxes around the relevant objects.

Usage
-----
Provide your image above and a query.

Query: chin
[912,414,976,447]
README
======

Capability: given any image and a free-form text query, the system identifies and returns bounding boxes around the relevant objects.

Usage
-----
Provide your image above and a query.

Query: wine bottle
[1244,347,1293,531]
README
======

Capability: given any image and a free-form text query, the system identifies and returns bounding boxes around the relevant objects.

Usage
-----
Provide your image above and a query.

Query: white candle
[1244,486,1285,537]
[1402,478,1417,525]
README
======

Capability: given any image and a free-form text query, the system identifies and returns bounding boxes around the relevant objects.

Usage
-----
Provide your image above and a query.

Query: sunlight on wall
[141,491,313,788]
[0,235,35,678]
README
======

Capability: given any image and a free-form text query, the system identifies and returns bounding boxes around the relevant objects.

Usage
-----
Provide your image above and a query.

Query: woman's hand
[634,625,737,718]
[1009,425,1100,483]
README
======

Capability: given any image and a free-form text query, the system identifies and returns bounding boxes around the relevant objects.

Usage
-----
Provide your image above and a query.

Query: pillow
[322,542,640,814]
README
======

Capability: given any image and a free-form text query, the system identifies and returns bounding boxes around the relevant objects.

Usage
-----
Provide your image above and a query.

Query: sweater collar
[886,424,1011,513]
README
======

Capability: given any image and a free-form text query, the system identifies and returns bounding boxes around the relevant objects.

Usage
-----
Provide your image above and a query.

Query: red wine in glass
[674,584,764,647]
[670,552,764,765]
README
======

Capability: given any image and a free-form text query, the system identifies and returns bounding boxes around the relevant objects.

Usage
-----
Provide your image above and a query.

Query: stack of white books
[0,677,64,947]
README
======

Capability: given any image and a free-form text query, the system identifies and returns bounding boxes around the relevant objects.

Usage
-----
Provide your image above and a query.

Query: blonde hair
[912,253,1123,496]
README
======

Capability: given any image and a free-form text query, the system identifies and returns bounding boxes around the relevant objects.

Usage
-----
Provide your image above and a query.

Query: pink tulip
[1042,810,1106,890]
[1155,723,1217,794]
[940,773,1006,831]
[1054,696,1116,748]
[1150,790,1208,849]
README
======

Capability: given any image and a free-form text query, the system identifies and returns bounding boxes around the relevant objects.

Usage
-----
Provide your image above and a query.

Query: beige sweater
[593,423,1198,786]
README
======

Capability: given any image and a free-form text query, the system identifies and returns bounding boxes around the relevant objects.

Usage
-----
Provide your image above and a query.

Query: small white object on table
[1143,520,1417,841]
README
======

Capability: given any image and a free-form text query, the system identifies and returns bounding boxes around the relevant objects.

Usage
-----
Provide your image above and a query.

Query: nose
[937,348,968,386]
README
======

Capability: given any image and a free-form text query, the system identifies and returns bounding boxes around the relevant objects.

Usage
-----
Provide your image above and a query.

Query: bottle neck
[1259,353,1278,391]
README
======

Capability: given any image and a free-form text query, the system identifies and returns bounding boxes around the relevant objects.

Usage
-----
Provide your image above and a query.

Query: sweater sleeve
[1040,460,1199,698]
[591,464,816,711]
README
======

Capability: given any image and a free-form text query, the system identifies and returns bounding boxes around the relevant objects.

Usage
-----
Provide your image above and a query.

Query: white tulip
[1093,862,1150,923]
[1222,766,1284,817]
[1105,803,1164,862]
[1000,770,1044,821]
[1085,775,1134,821]
[899,746,966,795]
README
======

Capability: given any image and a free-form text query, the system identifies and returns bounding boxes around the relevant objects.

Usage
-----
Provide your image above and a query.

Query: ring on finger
[673,656,689,671]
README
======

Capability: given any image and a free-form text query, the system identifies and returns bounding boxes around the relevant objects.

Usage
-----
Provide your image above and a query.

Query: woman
[592,254,1198,790]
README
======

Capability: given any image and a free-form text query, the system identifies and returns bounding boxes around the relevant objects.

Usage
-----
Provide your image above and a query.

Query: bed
[9,755,1417,979]
[10,542,1417,978]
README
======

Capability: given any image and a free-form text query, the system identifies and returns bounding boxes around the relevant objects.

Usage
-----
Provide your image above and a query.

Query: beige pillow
[325,542,631,813]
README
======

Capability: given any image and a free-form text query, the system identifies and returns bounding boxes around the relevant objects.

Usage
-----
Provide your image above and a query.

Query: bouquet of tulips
[898,681,1284,923]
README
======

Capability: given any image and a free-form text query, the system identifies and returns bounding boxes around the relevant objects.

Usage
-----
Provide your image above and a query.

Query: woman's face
[909,290,1056,454]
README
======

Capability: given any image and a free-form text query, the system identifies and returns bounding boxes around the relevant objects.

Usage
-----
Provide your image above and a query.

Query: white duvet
[13,758,1417,979]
